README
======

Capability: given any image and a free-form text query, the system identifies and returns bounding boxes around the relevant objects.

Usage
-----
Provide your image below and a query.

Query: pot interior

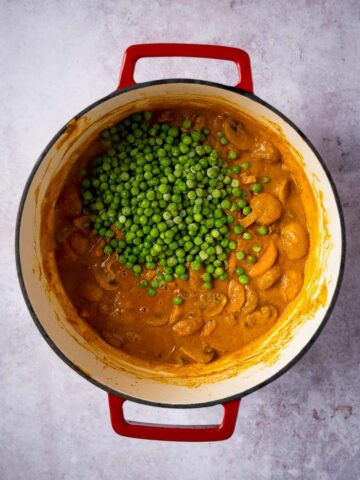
[17,81,343,406]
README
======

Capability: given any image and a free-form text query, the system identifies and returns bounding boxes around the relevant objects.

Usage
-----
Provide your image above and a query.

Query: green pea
[243,232,252,240]
[147,287,157,296]
[233,224,244,234]
[237,199,247,208]
[182,119,191,129]
[104,245,113,254]
[144,111,152,121]
[236,250,245,260]
[250,183,263,194]
[190,261,201,271]
[257,226,268,235]
[221,199,231,209]
[228,150,238,160]
[262,176,271,184]
[173,295,184,305]
[235,266,244,276]
[139,280,148,288]
[243,206,252,216]
[202,272,212,282]
[241,161,250,170]
[238,274,250,285]
[247,255,257,264]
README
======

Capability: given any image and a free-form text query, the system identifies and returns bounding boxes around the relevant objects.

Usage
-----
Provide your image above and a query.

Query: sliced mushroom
[178,344,215,364]
[225,280,245,313]
[257,265,282,290]
[240,174,257,185]
[213,113,226,133]
[223,118,252,150]
[93,238,106,257]
[280,270,304,302]
[158,110,175,122]
[188,268,203,293]
[275,178,291,204]
[249,239,278,277]
[251,139,280,163]
[282,222,309,260]
[78,281,103,302]
[172,311,203,336]
[125,331,140,343]
[199,292,227,317]
[143,269,157,281]
[250,193,282,226]
[223,313,237,326]
[239,210,258,228]
[94,257,121,290]
[69,232,89,255]
[241,285,259,314]
[201,319,217,336]
[57,183,82,217]
[57,241,78,262]
[73,215,91,232]
[244,305,278,328]
[145,313,169,327]
[101,331,124,348]
[169,305,182,325]
[194,114,206,130]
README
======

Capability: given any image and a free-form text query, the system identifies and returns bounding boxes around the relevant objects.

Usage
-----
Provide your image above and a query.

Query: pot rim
[15,78,346,409]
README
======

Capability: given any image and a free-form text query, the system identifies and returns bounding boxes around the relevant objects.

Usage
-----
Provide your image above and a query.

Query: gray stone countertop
[1,1,359,479]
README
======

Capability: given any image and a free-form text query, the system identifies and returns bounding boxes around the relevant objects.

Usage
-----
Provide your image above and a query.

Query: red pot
[16,43,345,441]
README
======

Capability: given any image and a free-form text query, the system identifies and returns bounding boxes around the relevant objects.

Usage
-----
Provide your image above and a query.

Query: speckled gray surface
[1,1,359,479]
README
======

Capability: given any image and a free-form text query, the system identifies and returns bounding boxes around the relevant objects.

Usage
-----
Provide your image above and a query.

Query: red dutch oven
[16,44,345,441]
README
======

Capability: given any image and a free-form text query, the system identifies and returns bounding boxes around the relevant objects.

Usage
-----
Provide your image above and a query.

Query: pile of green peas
[80,111,258,295]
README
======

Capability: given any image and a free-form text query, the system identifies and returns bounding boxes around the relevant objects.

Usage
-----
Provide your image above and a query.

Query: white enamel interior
[18,82,343,406]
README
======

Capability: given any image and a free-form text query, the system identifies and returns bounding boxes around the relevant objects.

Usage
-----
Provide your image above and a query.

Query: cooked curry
[54,107,310,366]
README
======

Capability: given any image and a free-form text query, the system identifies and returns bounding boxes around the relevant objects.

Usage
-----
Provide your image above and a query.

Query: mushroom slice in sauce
[257,265,282,291]
[275,178,292,204]
[280,270,304,302]
[244,305,278,328]
[94,256,120,290]
[282,222,309,260]
[172,311,203,336]
[251,139,280,163]
[69,232,89,255]
[225,280,245,313]
[199,292,227,317]
[101,331,124,348]
[145,314,169,327]
[223,118,253,150]
[241,285,259,314]
[250,193,282,226]
[178,344,215,364]
[78,281,104,302]
[201,319,217,336]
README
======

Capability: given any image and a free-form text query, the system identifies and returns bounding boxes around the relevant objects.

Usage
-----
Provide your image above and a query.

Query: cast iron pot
[16,44,345,441]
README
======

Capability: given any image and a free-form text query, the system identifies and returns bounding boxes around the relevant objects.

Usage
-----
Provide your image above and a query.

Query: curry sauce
[54,107,310,366]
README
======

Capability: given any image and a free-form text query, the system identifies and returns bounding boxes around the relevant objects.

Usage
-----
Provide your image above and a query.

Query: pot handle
[108,393,240,442]
[117,43,253,92]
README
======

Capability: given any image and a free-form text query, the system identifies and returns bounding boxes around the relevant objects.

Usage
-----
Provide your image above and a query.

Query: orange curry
[54,107,309,365]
